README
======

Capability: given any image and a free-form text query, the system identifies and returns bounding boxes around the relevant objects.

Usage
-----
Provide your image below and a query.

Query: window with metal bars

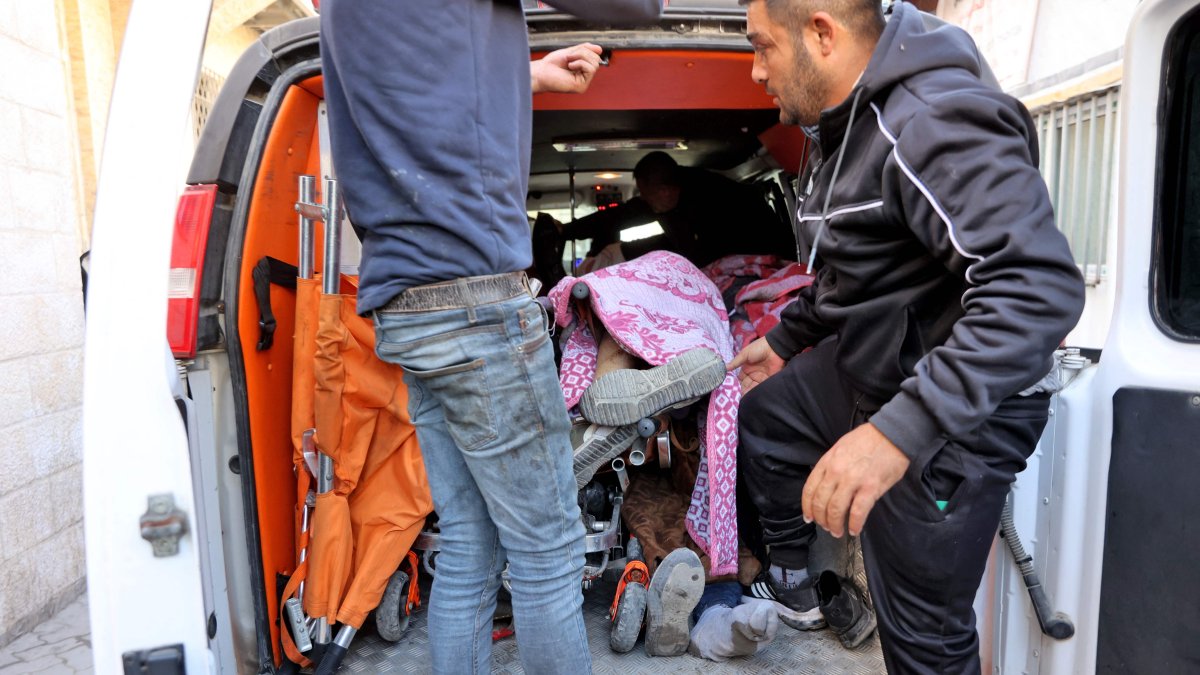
[1031,86,1120,286]
[191,68,225,145]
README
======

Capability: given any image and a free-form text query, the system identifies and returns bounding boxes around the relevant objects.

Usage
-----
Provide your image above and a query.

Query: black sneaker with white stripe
[744,570,825,631]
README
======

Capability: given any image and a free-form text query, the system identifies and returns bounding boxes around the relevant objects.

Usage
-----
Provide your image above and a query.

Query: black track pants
[737,339,1049,674]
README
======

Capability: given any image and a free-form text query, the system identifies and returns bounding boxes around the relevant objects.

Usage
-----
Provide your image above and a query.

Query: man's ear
[809,11,837,57]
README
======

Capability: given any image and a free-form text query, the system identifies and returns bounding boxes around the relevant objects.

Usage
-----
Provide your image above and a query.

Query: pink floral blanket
[549,251,740,576]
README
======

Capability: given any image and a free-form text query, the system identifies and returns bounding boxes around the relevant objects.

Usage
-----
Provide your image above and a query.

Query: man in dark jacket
[320,1,660,672]
[728,1,1085,672]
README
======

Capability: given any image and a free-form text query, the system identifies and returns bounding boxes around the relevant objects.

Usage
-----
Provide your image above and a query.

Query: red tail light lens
[167,184,218,359]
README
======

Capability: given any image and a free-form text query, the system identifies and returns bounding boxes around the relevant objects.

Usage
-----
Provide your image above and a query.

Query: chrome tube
[298,175,316,279]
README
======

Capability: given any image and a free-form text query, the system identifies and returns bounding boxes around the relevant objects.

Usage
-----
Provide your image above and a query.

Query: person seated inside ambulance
[531,151,794,287]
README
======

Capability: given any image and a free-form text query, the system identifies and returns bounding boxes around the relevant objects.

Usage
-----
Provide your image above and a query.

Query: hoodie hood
[815,3,996,157]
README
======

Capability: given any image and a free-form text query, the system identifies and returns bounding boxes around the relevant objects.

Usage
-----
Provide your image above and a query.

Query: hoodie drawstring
[807,87,864,274]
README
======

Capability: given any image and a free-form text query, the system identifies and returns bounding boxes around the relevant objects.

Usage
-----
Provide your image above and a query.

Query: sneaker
[763,569,825,631]
[815,570,877,649]
[571,422,638,490]
[644,548,706,657]
[580,347,727,426]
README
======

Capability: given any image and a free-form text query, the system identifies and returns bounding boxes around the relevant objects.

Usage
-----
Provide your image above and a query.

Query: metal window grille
[192,68,224,144]
[1031,86,1120,286]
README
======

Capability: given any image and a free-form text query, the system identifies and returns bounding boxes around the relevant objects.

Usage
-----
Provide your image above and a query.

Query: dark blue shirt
[320,0,661,313]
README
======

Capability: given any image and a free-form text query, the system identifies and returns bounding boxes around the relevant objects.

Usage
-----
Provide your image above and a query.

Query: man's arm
[559,198,655,241]
[763,272,834,359]
[531,43,604,94]
[802,90,1085,539]
[867,91,1085,472]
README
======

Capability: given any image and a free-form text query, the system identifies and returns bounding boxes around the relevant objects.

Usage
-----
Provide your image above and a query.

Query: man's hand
[801,423,910,538]
[727,337,786,394]
[531,43,603,94]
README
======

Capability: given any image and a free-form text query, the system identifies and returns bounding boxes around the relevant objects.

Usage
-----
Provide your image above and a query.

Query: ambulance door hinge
[139,493,189,558]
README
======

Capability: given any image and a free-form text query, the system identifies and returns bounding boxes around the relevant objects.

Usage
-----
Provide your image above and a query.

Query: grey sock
[688,601,780,662]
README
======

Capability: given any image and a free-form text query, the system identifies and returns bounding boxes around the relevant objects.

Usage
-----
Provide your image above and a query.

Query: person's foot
[571,422,638,490]
[644,548,706,657]
[816,571,877,649]
[579,347,727,426]
[756,567,825,631]
[687,600,779,662]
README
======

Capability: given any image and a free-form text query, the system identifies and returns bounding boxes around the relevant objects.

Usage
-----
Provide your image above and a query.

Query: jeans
[693,581,744,623]
[374,291,590,675]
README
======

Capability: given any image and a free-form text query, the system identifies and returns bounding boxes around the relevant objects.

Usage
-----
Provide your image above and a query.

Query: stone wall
[0,0,88,649]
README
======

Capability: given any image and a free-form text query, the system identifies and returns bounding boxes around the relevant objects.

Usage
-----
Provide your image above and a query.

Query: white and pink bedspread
[549,251,741,576]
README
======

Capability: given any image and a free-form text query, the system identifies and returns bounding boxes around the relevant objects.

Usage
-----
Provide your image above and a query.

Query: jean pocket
[517,302,550,353]
[403,358,498,451]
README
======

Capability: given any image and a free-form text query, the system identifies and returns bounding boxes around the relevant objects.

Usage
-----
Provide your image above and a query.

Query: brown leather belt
[377,271,532,313]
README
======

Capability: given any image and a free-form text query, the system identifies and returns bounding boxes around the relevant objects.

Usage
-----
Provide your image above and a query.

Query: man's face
[636,178,681,213]
[747,1,833,127]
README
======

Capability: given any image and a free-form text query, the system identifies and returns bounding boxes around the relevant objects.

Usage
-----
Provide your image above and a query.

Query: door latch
[139,493,189,557]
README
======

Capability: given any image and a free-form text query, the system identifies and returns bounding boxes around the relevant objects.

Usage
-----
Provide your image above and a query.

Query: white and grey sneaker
[579,347,726,426]
[571,422,638,490]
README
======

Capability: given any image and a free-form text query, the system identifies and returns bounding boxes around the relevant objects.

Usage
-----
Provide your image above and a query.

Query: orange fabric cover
[281,276,432,663]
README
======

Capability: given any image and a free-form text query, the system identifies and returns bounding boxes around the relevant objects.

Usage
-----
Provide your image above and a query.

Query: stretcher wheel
[609,582,647,653]
[376,569,415,642]
[571,282,590,300]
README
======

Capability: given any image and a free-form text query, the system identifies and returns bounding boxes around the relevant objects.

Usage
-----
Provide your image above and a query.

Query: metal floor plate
[339,579,886,674]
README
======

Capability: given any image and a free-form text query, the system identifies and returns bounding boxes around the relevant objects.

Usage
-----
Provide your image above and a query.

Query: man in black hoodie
[729,1,1085,672]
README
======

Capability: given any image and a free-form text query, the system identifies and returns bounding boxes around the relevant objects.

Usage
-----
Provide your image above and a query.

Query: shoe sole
[645,549,705,657]
[573,424,638,490]
[580,348,726,426]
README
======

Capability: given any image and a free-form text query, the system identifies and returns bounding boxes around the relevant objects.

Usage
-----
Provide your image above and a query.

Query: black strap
[251,257,298,351]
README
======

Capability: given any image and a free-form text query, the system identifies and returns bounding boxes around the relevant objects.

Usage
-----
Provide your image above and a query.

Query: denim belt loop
[458,277,476,323]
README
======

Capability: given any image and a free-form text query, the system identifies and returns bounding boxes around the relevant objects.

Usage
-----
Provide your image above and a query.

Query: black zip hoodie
[764,3,1085,470]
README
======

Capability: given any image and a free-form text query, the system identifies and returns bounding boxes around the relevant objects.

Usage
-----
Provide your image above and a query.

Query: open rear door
[82,1,215,672]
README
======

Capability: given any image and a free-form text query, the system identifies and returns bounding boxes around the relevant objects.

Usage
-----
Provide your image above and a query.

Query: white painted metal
[983,2,1200,673]
[81,0,215,672]
[182,370,237,672]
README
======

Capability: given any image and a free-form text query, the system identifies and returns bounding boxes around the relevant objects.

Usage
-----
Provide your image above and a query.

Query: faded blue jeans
[373,280,590,675]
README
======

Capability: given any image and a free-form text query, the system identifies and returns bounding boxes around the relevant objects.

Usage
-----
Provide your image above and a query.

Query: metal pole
[1079,96,1100,283]
[322,177,343,295]
[298,175,316,279]
[569,166,578,273]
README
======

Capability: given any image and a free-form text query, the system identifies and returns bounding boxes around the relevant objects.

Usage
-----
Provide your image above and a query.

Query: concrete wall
[0,0,89,649]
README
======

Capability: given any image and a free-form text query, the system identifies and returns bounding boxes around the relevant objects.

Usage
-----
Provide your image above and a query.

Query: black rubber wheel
[609,582,647,653]
[375,569,414,642]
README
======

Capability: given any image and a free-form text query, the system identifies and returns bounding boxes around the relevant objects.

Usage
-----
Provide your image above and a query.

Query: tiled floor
[0,598,91,674]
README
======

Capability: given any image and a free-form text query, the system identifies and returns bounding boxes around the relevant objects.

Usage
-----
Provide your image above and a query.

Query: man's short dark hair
[741,0,885,41]
[633,151,681,186]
